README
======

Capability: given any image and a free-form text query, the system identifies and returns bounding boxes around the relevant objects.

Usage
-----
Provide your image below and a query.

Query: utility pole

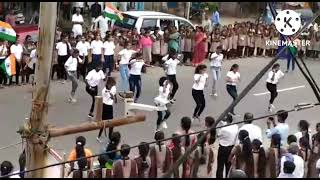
[186,2,191,20]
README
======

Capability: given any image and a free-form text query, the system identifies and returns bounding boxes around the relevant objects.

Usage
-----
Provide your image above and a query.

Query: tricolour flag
[103,3,124,22]
[0,54,16,76]
[0,21,16,42]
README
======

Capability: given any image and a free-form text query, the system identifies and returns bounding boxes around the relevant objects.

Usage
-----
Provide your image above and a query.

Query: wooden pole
[49,115,145,138]
[24,2,57,178]
[95,96,103,121]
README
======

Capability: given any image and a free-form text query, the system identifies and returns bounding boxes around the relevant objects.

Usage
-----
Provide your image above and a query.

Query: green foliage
[207,2,219,12]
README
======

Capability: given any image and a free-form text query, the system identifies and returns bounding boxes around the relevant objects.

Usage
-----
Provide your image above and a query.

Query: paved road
[1,57,320,176]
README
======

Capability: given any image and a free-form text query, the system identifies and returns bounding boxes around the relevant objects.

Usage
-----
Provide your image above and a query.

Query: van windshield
[114,14,137,29]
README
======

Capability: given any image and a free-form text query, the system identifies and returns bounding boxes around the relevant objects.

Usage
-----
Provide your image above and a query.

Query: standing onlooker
[216,114,238,178]
[237,112,263,143]
[0,40,8,88]
[278,161,297,178]
[307,133,320,178]
[211,7,220,28]
[92,15,109,39]
[56,35,72,83]
[168,26,180,54]
[295,120,312,148]
[76,35,90,80]
[312,123,320,149]
[183,27,193,65]
[151,27,162,66]
[202,15,212,33]
[266,110,289,146]
[90,2,102,23]
[252,139,267,178]
[139,30,153,65]
[225,64,240,115]
[21,35,36,85]
[72,8,84,38]
[5,9,16,27]
[280,143,305,178]
[112,144,138,178]
[90,34,104,70]
[10,35,23,86]
[135,142,151,178]
[209,45,223,97]
[103,35,115,76]
[191,26,207,66]
[192,65,208,122]
[64,49,81,103]
[267,133,285,178]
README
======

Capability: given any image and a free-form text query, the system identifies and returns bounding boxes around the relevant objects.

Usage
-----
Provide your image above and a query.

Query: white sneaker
[67,97,72,103]
[214,93,218,97]
[71,98,77,103]
[269,104,275,112]
[96,137,102,143]
[162,121,168,129]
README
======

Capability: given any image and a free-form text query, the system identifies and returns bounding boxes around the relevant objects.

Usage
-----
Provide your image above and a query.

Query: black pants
[51,64,59,80]
[0,58,7,85]
[216,145,234,178]
[25,66,35,83]
[78,56,88,80]
[226,85,237,114]
[86,85,98,114]
[192,89,205,118]
[167,75,179,100]
[98,104,113,138]
[183,52,192,63]
[237,46,244,57]
[248,47,254,57]
[57,55,68,80]
[157,110,171,127]
[129,74,141,100]
[257,48,264,56]
[103,55,114,76]
[266,82,278,104]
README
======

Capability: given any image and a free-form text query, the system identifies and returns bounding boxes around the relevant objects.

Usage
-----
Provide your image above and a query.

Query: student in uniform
[85,65,105,119]
[76,36,90,80]
[266,63,284,112]
[56,35,72,82]
[151,27,162,66]
[252,139,267,178]
[266,133,286,178]
[232,28,239,59]
[72,8,84,38]
[65,49,82,103]
[192,64,208,122]
[209,46,223,97]
[90,34,104,70]
[226,64,240,115]
[264,29,271,57]
[134,142,151,178]
[168,134,185,178]
[255,26,263,57]
[113,144,138,178]
[220,30,229,59]
[307,134,320,178]
[209,28,220,58]
[227,30,233,59]
[102,35,116,77]
[97,77,117,142]
[238,28,246,58]
[182,26,193,65]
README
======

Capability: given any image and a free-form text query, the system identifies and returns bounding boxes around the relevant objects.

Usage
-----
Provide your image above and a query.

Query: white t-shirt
[226,71,240,86]
[76,41,90,57]
[72,14,84,35]
[65,56,82,71]
[0,45,8,59]
[266,70,284,84]
[92,16,109,39]
[129,59,145,75]
[103,41,115,56]
[86,69,105,87]
[118,49,137,65]
[10,44,23,61]
[28,49,37,69]
[90,40,103,55]
[102,86,117,105]
[164,58,180,75]
[56,42,71,56]
[210,53,223,67]
[192,73,208,90]
[238,124,263,143]
[154,82,171,106]
[217,122,239,147]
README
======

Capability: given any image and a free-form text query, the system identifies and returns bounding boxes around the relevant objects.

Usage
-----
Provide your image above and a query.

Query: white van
[114,11,195,34]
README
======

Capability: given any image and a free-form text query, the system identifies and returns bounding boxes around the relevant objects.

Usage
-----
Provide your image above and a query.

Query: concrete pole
[186,2,191,20]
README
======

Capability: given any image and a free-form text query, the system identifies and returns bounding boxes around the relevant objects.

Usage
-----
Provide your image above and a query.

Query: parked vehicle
[114,11,195,34]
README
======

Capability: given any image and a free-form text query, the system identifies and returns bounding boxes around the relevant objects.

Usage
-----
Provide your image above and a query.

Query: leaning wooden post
[95,96,103,121]
[20,2,57,178]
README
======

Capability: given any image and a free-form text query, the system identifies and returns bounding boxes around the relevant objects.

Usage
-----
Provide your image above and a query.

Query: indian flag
[0,21,16,42]
[0,54,16,76]
[103,3,124,22]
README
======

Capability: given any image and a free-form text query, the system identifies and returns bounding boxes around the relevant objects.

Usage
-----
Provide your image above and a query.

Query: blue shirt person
[266,110,289,146]
[211,9,220,27]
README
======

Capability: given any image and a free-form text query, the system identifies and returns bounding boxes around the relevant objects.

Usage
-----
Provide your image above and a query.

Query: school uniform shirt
[10,44,23,62]
[102,86,116,105]
[0,45,8,59]
[92,16,109,39]
[65,56,81,71]
[226,71,240,86]
[164,58,180,75]
[85,69,105,87]
[232,35,238,50]
[217,121,239,147]
[238,124,263,142]
[266,70,284,84]
[118,49,137,65]
[238,34,246,46]
[192,73,208,90]
[103,41,116,56]
[56,42,71,56]
[210,53,223,67]
[129,60,145,75]
[90,40,103,55]
[28,49,37,69]
[154,83,171,107]
[72,14,84,35]
[227,36,233,50]
[76,41,90,57]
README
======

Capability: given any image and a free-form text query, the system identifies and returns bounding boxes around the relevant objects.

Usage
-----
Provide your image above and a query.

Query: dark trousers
[192,89,205,117]
[86,85,98,114]
[51,64,59,80]
[0,58,7,85]
[78,56,88,80]
[287,57,295,71]
[226,84,237,114]
[57,55,68,80]
[237,46,244,57]
[129,74,141,100]
[157,110,171,127]
[92,54,101,70]
[167,74,179,100]
[216,145,234,178]
[266,82,278,104]
[257,48,263,56]
[103,55,114,76]
[183,52,192,63]
[248,47,254,57]
[25,66,35,83]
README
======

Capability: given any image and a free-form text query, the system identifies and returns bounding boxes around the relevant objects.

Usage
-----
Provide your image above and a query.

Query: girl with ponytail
[169,134,185,178]
[113,144,138,178]
[135,142,151,178]
[295,120,312,149]
[252,139,266,178]
[267,133,285,178]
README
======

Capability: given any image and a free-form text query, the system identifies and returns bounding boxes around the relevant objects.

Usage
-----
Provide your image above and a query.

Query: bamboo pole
[49,115,145,138]
[95,96,103,121]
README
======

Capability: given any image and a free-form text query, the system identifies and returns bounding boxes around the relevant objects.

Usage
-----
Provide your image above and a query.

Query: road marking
[253,85,306,96]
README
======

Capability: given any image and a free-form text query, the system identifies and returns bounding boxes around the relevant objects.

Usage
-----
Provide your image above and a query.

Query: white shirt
[10,44,23,61]
[76,41,90,56]
[92,16,109,39]
[103,41,115,56]
[90,40,103,55]
[192,73,208,90]
[129,59,145,75]
[102,86,117,105]
[28,49,37,69]
[210,53,223,67]
[266,70,284,84]
[316,159,320,177]
[0,45,8,59]
[217,121,239,147]
[226,71,240,86]
[56,42,71,56]
[72,14,84,34]
[154,82,171,107]
[65,56,81,71]
[85,69,105,87]
[280,154,304,178]
[238,124,263,142]
[118,49,136,65]
[164,58,180,75]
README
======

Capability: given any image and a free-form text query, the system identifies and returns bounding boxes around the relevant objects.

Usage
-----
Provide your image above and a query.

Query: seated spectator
[68,136,93,171]
[278,161,296,178]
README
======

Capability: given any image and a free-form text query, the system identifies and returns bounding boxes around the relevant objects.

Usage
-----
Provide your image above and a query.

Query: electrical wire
[1,103,319,178]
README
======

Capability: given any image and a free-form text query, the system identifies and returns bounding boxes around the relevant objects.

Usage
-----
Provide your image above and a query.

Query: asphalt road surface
[1,57,320,177]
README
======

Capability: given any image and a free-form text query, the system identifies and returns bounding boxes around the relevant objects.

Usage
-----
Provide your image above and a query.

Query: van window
[114,14,137,29]
[141,19,157,31]
[178,19,193,29]
[160,19,175,31]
